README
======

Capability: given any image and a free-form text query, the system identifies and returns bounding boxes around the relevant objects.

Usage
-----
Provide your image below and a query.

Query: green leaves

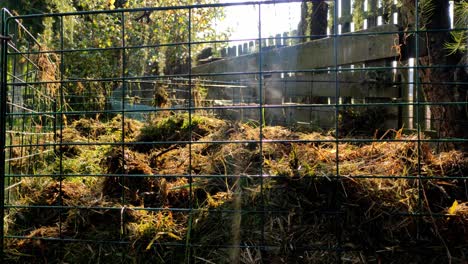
[445,31,467,55]
[40,0,225,77]
[445,0,467,55]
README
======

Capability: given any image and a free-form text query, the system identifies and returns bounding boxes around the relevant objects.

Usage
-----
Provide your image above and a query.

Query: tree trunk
[298,1,309,42]
[402,0,468,150]
[310,0,328,40]
[298,0,328,41]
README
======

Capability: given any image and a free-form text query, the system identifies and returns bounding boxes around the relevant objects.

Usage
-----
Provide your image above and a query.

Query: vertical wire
[7,26,23,179]
[0,9,8,261]
[257,1,266,253]
[120,11,127,258]
[5,81,11,206]
[187,7,193,264]
[7,41,17,203]
[58,14,65,259]
[26,41,34,176]
[414,0,423,240]
[19,45,26,175]
[52,17,59,225]
[333,0,343,262]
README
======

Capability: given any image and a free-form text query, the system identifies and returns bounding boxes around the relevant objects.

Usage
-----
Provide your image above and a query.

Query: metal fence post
[0,8,9,261]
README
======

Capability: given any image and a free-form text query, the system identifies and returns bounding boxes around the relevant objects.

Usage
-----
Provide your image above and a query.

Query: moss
[134,113,226,152]
[58,127,86,157]
[6,115,468,263]
[100,147,155,205]
[11,180,91,230]
[152,85,169,107]
[72,118,107,139]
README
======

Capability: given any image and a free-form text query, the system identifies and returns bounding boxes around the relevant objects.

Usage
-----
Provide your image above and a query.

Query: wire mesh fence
[0,0,467,263]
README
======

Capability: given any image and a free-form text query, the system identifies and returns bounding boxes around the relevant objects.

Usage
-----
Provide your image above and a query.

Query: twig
[5,180,23,191]
[135,11,152,23]
[420,181,452,263]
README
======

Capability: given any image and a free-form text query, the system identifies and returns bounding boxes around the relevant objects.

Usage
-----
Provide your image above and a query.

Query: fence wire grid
[0,0,468,263]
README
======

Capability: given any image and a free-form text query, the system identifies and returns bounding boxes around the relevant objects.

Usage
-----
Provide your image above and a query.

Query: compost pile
[4,114,468,263]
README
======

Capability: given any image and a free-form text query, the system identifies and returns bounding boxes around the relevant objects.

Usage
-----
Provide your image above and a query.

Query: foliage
[40,0,225,76]
[352,0,365,31]
[10,0,227,115]
[381,0,395,22]
[3,0,51,33]
[327,1,335,32]
[134,113,226,152]
[446,0,468,54]
[419,0,437,29]
[298,1,312,39]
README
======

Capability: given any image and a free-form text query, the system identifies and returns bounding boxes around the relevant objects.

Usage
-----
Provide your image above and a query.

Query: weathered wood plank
[268,70,399,99]
[192,24,399,77]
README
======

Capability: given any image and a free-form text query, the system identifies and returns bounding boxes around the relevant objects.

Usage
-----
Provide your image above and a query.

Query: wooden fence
[193,25,410,131]
[191,0,427,133]
[210,0,400,59]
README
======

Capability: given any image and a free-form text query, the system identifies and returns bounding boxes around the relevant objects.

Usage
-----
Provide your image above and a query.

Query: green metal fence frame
[0,0,467,262]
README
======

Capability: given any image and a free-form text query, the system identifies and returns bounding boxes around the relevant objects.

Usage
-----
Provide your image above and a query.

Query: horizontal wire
[5,136,468,149]
[4,65,468,86]
[6,130,54,135]
[2,204,454,219]
[3,235,368,253]
[5,149,54,162]
[5,1,333,20]
[3,173,467,180]
[7,102,55,119]
[4,100,468,118]
[6,24,468,56]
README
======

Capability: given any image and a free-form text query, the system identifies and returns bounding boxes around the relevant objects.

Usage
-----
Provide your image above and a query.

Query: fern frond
[419,0,436,27]
[454,0,468,27]
[445,0,468,54]
[444,31,467,55]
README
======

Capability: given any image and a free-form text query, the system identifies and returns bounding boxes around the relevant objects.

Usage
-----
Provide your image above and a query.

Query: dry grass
[4,114,468,263]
